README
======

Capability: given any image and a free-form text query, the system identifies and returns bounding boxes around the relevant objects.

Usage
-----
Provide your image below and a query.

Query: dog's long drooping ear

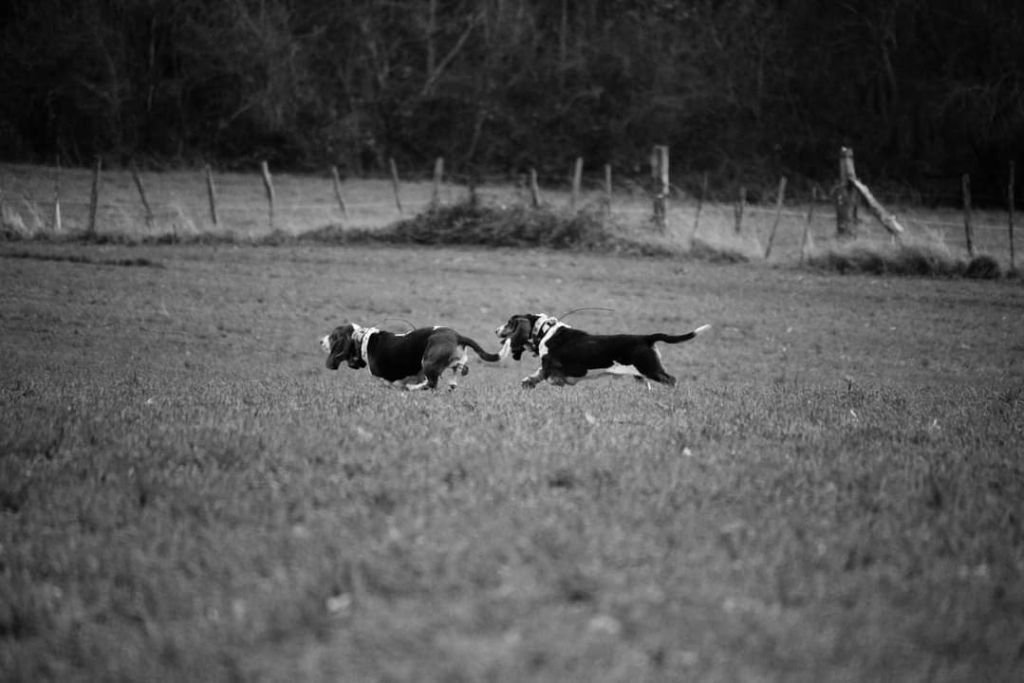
[322,323,361,370]
[497,314,538,361]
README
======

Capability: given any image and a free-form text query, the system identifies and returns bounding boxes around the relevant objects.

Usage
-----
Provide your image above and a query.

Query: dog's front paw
[521,377,538,389]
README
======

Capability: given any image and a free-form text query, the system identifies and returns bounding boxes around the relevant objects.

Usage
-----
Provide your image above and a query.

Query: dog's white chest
[536,322,568,359]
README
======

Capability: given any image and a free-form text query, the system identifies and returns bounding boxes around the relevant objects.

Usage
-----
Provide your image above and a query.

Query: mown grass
[1,242,1022,681]
[4,374,1023,681]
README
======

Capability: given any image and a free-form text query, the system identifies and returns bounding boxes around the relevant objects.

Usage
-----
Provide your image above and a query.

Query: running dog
[321,323,501,390]
[495,313,710,388]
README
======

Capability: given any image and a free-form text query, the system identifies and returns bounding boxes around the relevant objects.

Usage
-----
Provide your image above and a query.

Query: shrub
[381,200,679,256]
[963,254,1002,279]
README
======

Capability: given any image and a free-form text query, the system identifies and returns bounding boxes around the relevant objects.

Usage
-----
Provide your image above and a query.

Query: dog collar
[351,324,378,363]
[536,320,567,358]
[532,315,558,341]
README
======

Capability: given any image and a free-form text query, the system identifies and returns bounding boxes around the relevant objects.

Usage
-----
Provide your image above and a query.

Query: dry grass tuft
[804,237,1005,279]
[379,199,682,256]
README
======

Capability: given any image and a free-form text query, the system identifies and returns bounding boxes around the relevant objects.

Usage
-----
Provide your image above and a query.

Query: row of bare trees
[2,0,1024,204]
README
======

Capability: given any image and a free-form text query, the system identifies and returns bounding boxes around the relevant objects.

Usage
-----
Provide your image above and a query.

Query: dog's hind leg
[633,376,655,390]
[446,348,469,390]
[634,348,676,386]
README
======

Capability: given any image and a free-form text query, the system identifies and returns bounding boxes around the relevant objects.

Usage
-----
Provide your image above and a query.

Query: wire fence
[1,161,1018,269]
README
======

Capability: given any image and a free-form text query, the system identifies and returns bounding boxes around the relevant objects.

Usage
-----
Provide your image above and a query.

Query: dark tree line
[2,0,1023,202]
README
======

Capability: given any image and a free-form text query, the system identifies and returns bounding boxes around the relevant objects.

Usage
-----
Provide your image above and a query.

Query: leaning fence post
[205,164,219,226]
[260,161,275,231]
[388,158,403,214]
[841,147,905,239]
[962,173,975,258]
[764,176,788,259]
[87,156,101,237]
[331,166,349,220]
[130,164,154,229]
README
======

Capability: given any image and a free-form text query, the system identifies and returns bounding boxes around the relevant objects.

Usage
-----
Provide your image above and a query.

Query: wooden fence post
[52,156,62,233]
[431,157,444,208]
[839,147,905,239]
[651,145,669,230]
[570,157,583,210]
[764,176,788,259]
[689,171,708,242]
[260,161,275,230]
[529,168,541,208]
[836,147,857,238]
[734,186,746,234]
[331,166,349,221]
[1009,160,1016,273]
[801,185,818,264]
[603,164,613,212]
[205,164,219,226]
[87,156,101,237]
[389,158,403,214]
[962,173,974,257]
[130,164,154,228]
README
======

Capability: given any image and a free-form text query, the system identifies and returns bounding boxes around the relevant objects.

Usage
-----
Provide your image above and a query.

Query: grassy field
[1,237,1023,682]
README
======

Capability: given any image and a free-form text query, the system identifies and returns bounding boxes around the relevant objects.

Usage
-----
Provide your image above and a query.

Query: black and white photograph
[2,1,1023,681]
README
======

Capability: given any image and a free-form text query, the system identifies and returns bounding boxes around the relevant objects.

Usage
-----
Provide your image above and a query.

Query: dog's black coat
[496,313,709,388]
[323,323,499,390]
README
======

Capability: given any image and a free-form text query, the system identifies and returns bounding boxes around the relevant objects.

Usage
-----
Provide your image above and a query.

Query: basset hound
[321,323,500,390]
[495,313,710,388]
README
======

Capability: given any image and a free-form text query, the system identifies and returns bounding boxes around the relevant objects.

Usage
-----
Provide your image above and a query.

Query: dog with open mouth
[495,313,710,388]
[321,323,501,390]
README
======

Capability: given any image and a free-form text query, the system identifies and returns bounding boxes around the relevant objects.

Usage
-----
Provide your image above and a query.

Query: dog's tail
[645,324,711,345]
[458,335,502,362]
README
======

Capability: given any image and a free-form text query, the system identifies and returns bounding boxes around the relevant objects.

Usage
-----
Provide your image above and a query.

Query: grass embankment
[6,193,1014,278]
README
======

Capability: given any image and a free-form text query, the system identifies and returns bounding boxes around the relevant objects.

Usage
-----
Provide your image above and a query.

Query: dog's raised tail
[458,335,502,362]
[646,324,711,345]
